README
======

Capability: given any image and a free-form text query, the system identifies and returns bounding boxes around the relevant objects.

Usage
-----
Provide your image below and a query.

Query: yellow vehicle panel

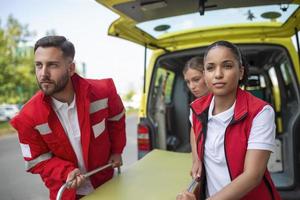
[96,0,300,50]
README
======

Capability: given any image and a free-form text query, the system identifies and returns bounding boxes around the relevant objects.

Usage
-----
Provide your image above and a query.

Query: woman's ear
[239,66,245,80]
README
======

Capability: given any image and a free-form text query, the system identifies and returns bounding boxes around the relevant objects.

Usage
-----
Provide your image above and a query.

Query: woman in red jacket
[177,41,280,200]
[183,56,208,180]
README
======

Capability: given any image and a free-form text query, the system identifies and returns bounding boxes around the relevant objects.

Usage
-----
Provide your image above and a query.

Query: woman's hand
[190,159,202,179]
[190,129,202,179]
[176,191,197,200]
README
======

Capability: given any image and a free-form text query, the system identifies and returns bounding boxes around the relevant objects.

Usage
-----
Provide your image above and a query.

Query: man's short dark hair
[34,36,75,60]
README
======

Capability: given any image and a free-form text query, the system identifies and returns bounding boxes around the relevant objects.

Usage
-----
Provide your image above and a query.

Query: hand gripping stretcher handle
[56,163,119,200]
[186,177,202,200]
[187,178,199,193]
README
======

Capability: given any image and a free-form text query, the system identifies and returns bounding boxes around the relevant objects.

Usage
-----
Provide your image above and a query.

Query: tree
[123,89,136,101]
[0,15,37,104]
[45,29,57,36]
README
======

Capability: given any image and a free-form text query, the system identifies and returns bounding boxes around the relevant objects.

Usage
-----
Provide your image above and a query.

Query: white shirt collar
[208,96,236,124]
[51,94,76,111]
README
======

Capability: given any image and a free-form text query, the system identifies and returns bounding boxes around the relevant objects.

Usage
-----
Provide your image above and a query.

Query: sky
[0,0,147,95]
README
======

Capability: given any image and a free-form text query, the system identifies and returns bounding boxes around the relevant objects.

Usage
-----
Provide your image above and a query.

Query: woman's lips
[213,82,226,88]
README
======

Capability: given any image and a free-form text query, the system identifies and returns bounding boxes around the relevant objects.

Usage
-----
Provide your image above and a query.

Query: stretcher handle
[56,163,116,200]
[187,177,203,200]
[187,178,200,193]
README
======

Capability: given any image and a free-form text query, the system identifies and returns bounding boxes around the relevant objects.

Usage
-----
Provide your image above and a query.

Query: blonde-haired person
[183,56,209,180]
[177,41,281,200]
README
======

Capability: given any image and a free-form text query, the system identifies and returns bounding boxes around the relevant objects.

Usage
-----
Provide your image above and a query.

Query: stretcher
[82,149,192,200]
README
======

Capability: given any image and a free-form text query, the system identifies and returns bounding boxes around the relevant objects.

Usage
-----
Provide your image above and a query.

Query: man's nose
[40,66,49,77]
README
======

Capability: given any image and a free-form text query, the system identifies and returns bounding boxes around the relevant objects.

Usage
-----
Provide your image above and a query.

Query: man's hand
[66,168,85,189]
[109,153,122,168]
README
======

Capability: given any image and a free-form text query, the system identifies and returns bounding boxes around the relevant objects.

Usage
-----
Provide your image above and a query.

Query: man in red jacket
[10,35,126,199]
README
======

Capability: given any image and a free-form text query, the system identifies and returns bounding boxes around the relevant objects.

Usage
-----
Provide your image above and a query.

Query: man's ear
[69,62,76,76]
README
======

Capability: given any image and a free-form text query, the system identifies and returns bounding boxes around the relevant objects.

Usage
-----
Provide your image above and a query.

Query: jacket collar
[71,73,90,99]
[40,73,90,105]
[191,92,213,115]
[191,88,248,122]
[232,88,248,122]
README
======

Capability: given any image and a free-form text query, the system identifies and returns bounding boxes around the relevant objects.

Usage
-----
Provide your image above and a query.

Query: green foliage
[123,89,136,101]
[45,29,57,36]
[0,15,38,104]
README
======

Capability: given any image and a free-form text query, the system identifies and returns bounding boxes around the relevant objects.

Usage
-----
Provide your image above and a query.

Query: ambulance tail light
[137,123,151,158]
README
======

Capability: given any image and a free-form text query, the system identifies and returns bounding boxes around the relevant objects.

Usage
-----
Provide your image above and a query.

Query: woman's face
[204,46,244,97]
[184,68,209,98]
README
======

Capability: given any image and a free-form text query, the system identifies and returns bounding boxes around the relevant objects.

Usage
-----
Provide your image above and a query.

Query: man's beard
[38,72,69,96]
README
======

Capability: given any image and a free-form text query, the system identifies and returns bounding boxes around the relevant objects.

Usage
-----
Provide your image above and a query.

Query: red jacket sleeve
[106,79,126,154]
[10,114,76,184]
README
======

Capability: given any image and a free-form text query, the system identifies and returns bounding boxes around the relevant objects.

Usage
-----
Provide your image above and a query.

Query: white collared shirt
[51,95,94,195]
[204,97,234,196]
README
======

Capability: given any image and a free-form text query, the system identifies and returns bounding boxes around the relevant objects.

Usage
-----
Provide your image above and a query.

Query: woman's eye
[206,65,214,71]
[224,64,233,69]
[192,78,200,82]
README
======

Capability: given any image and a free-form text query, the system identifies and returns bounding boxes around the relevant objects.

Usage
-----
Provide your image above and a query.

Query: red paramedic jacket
[10,74,126,200]
[190,88,281,200]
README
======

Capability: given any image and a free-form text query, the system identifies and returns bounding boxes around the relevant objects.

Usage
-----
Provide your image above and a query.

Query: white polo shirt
[192,97,276,197]
[52,95,94,195]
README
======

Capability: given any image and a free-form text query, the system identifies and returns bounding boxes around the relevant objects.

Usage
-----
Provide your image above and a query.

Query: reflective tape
[92,119,105,138]
[90,98,108,114]
[108,109,125,121]
[35,123,51,135]
[20,143,32,158]
[25,152,52,170]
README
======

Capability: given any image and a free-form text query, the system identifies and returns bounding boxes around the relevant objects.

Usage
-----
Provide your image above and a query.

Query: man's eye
[35,63,42,69]
[49,63,58,68]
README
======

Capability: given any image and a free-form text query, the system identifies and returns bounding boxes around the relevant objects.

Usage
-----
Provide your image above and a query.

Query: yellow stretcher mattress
[83,149,192,200]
